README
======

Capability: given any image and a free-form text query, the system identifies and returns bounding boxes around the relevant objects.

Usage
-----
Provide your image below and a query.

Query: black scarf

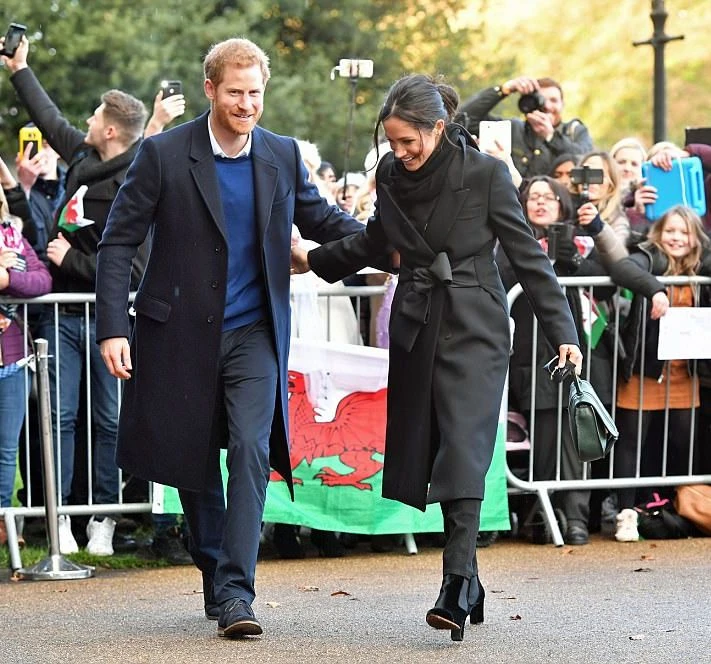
[385,124,463,232]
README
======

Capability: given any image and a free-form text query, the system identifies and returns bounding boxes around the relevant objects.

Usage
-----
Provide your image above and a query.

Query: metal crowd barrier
[506,276,711,546]
[5,277,710,567]
[0,286,388,571]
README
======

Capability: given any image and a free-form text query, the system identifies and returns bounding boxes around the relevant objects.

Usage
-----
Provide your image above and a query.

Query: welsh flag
[153,338,510,534]
[57,185,95,232]
[580,290,608,349]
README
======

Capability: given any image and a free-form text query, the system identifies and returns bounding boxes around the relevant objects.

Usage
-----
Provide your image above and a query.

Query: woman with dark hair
[500,175,625,545]
[291,74,582,640]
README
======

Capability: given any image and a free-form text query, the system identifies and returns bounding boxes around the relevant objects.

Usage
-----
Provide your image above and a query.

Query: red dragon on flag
[270,370,387,490]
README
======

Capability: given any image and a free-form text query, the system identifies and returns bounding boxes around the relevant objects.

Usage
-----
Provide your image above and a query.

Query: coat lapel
[250,127,278,244]
[379,182,435,259]
[422,149,470,251]
[189,113,227,241]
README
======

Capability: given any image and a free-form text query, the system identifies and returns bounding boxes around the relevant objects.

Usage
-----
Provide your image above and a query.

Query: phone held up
[19,124,42,159]
[570,164,604,205]
[160,80,182,99]
[0,22,26,58]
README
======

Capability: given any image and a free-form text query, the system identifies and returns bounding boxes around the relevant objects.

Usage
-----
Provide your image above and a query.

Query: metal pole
[16,339,94,580]
[633,0,684,143]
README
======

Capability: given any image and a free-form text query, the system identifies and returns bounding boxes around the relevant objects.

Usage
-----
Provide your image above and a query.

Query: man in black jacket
[2,36,148,557]
[457,76,593,180]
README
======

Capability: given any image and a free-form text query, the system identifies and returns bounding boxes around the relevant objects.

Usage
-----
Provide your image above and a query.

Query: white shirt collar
[207,113,252,158]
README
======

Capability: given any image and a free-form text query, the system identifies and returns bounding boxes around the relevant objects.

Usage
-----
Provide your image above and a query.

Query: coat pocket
[133,291,171,322]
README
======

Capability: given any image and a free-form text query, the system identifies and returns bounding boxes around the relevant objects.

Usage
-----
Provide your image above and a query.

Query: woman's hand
[290,245,310,275]
[650,148,688,172]
[632,179,657,213]
[558,344,583,376]
[650,291,669,320]
[576,202,599,226]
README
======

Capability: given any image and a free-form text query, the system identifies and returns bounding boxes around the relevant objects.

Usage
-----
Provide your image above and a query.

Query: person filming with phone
[457,76,593,180]
[1,31,150,557]
[497,174,625,545]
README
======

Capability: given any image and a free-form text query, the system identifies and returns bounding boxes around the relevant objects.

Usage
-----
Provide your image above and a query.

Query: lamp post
[633,0,684,143]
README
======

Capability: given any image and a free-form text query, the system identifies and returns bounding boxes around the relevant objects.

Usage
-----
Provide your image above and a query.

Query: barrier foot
[403,533,418,555]
[15,555,94,581]
[537,489,565,547]
[3,511,24,572]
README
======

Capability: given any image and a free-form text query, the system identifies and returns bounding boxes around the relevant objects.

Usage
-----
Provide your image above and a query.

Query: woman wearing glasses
[499,175,626,545]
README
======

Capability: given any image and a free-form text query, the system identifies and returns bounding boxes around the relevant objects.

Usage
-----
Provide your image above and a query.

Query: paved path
[2,535,710,663]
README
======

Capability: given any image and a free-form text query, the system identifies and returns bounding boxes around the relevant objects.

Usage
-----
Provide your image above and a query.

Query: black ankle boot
[468,575,485,624]
[426,574,470,641]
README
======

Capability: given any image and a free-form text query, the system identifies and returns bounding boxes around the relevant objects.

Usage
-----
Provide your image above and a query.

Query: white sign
[657,307,711,359]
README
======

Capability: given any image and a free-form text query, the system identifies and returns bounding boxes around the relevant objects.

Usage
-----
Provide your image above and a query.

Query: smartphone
[337,59,373,78]
[19,124,42,159]
[0,22,27,58]
[160,80,182,98]
[478,120,512,155]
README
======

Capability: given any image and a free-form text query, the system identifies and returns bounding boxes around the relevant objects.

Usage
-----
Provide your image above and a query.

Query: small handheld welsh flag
[57,185,95,232]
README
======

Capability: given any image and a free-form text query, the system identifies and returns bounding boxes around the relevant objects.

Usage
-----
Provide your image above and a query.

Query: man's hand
[144,90,186,138]
[501,76,538,95]
[16,143,44,190]
[290,246,310,275]
[46,232,71,267]
[0,34,29,73]
[100,337,133,379]
[527,109,555,141]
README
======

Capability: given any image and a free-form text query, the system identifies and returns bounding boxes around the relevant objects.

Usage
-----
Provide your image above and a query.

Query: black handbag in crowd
[567,373,619,462]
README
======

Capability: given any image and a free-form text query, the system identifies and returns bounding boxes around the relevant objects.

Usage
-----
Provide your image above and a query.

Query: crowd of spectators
[0,52,709,557]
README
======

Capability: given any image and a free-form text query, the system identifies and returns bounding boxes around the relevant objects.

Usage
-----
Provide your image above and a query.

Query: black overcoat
[95,114,365,493]
[309,135,578,510]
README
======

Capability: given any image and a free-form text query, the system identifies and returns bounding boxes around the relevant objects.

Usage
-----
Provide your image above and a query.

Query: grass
[1,544,171,572]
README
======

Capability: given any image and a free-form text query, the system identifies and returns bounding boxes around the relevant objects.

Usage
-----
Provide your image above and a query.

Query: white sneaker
[58,515,79,554]
[615,508,640,542]
[86,516,116,556]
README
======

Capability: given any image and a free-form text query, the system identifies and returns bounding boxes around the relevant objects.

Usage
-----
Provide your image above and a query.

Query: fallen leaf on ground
[640,554,655,560]
[510,614,522,620]
[633,567,652,573]
[629,634,645,640]
[331,590,352,597]
[265,601,280,608]
[298,586,319,592]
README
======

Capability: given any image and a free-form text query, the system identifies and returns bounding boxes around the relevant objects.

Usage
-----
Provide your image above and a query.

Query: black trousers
[179,319,277,606]
[614,407,693,510]
[440,498,481,579]
[530,408,591,527]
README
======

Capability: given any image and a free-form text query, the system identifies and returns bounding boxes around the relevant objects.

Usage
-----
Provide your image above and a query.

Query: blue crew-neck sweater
[214,154,267,331]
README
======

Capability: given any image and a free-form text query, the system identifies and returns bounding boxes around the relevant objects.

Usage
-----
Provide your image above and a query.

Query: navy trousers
[179,319,277,606]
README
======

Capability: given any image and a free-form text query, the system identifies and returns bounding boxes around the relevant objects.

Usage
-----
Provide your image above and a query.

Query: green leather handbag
[568,374,619,462]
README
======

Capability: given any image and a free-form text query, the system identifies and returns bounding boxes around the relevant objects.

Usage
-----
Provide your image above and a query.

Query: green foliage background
[0,0,708,171]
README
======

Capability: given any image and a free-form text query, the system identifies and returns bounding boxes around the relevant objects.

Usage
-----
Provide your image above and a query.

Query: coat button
[207,315,215,324]
[211,281,218,289]
[215,246,222,253]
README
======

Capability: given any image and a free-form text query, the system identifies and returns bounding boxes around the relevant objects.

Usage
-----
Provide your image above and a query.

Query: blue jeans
[0,370,27,508]
[41,313,120,505]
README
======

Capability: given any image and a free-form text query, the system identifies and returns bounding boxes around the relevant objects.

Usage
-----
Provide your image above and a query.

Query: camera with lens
[570,165,604,205]
[518,91,546,114]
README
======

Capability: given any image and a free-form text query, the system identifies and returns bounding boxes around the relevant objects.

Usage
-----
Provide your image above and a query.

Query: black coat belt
[391,252,493,352]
